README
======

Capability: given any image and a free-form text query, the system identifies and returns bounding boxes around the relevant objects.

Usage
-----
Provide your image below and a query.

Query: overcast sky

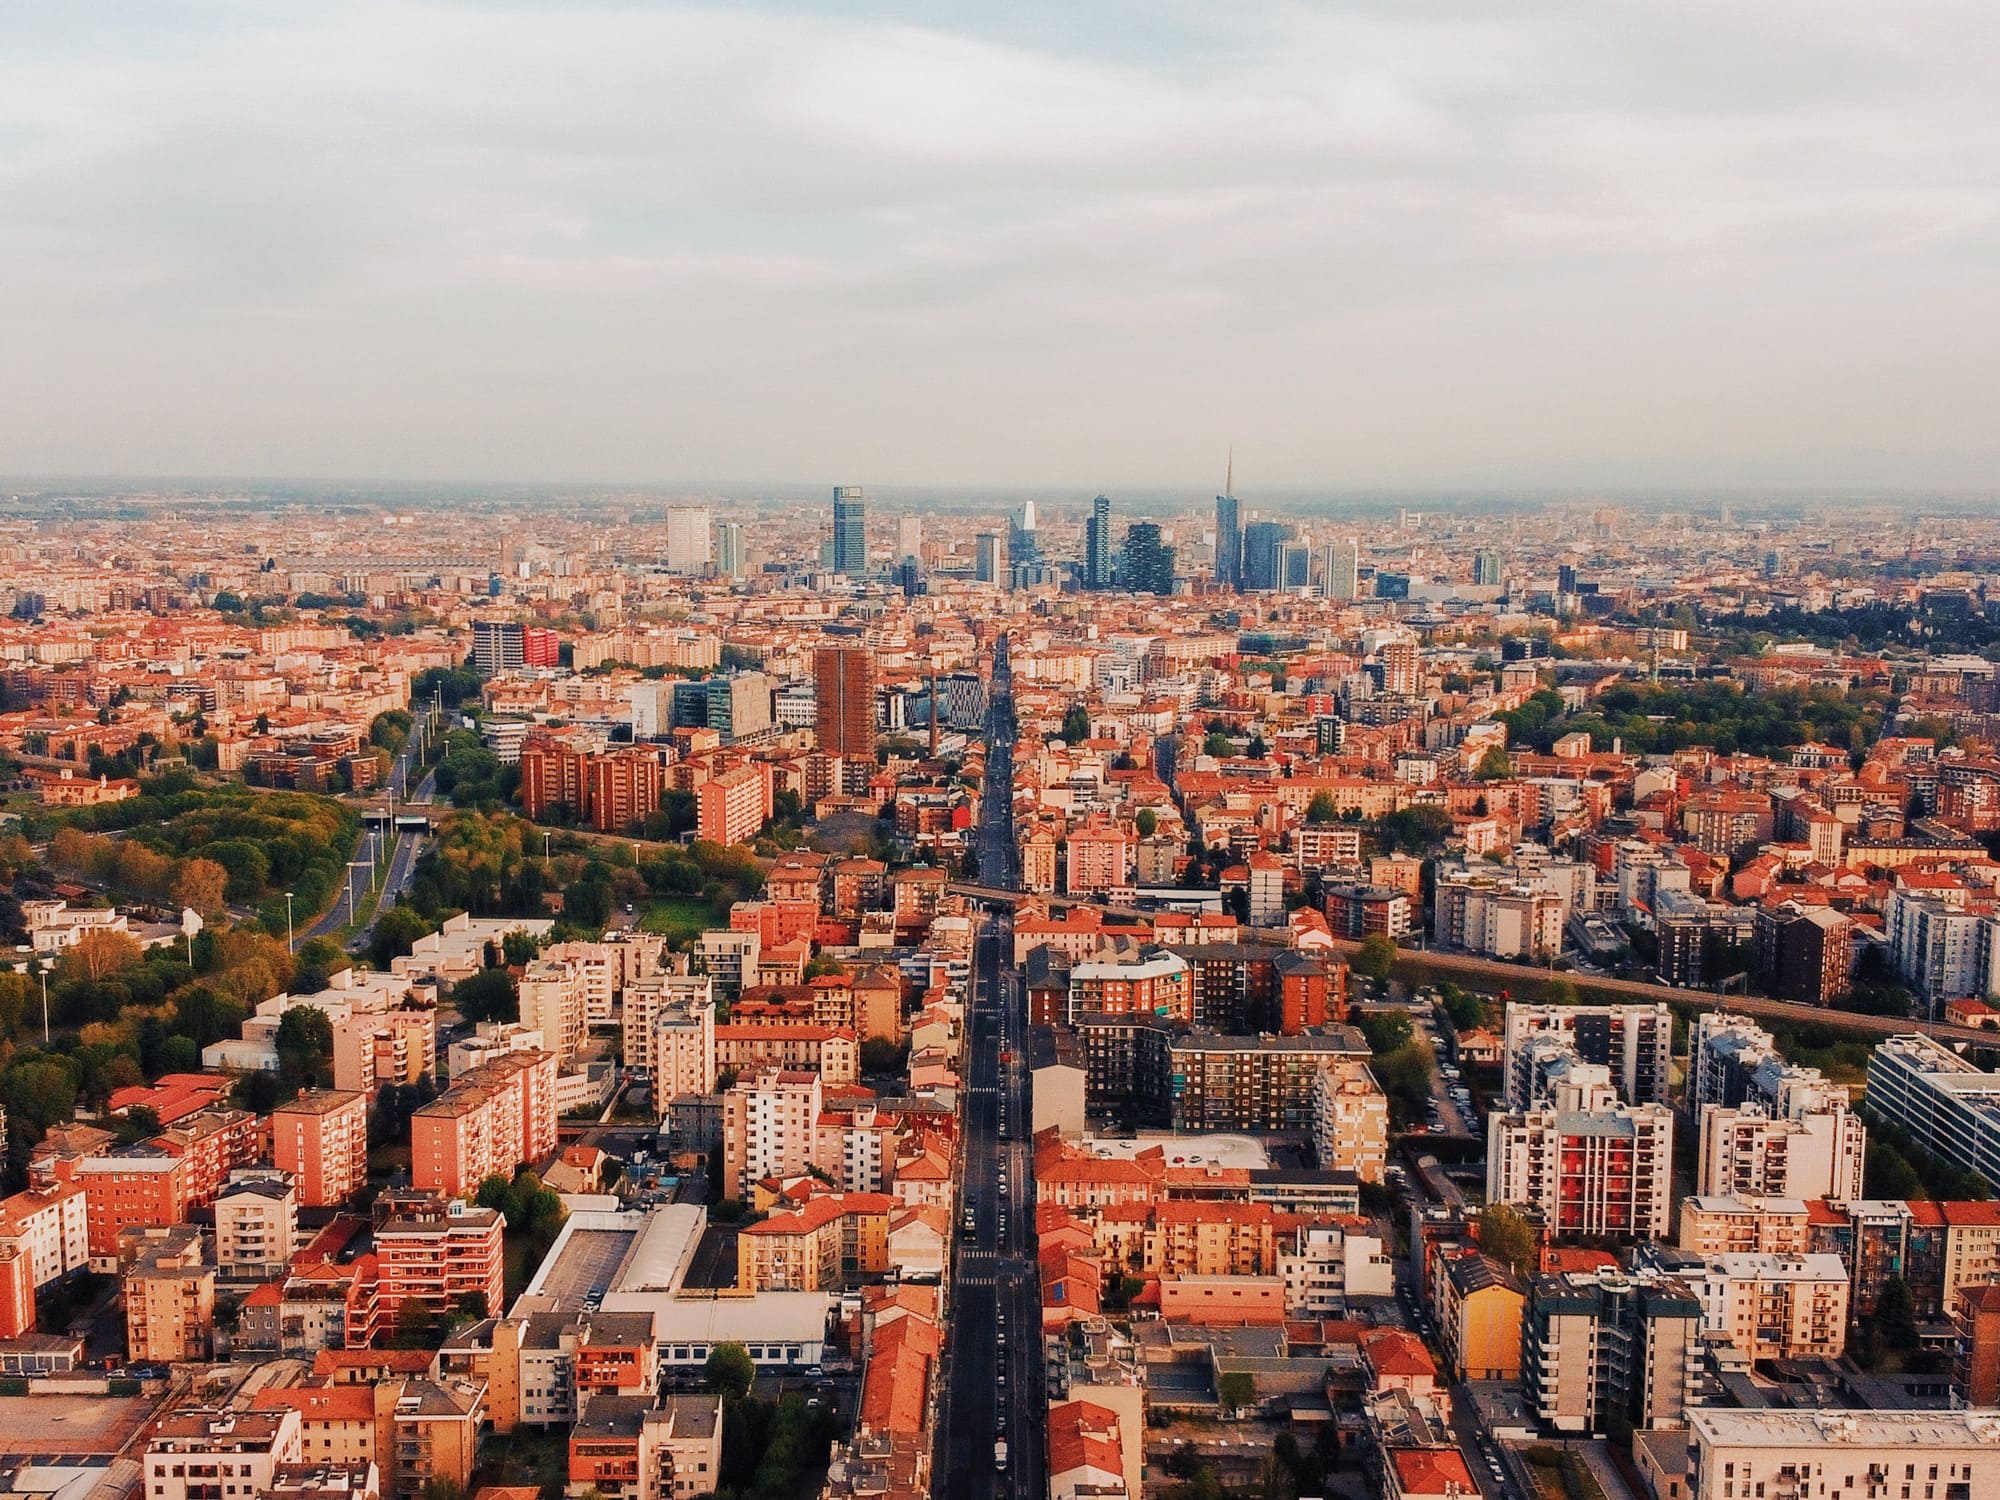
[3,1,1998,493]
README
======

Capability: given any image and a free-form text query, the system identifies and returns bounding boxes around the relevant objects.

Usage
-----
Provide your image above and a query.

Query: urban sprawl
[9,486,2000,1500]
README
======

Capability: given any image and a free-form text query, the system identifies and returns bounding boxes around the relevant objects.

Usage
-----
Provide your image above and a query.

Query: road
[937,634,1044,1499]
[303,745,435,948]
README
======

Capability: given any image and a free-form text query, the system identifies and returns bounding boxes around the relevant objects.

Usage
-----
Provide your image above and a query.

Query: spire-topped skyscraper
[1214,450,1242,591]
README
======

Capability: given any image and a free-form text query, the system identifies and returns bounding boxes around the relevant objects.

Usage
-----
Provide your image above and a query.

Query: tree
[1246,732,1269,759]
[1062,703,1091,743]
[170,857,229,917]
[389,1299,439,1350]
[706,1341,756,1401]
[371,905,433,969]
[275,1006,335,1088]
[1306,790,1338,824]
[1545,978,1581,1007]
[564,869,614,928]
[1218,1371,1256,1414]
[1352,934,1398,981]
[455,1290,490,1322]
[59,928,144,984]
[1878,1276,1919,1355]
[1478,1203,1538,1280]
[452,967,518,1025]
[859,1036,907,1076]
[1135,808,1157,838]
[1477,746,1512,780]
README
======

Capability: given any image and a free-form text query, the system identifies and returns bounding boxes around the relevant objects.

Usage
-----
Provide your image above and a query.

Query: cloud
[0,0,1996,488]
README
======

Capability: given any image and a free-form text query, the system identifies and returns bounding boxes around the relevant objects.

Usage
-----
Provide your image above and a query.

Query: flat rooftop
[1080,1132,1272,1171]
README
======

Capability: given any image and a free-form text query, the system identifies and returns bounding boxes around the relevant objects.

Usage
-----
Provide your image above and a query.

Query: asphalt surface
[936,634,1046,1499]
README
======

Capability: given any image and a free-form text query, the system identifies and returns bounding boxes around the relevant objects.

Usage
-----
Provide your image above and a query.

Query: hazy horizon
[5,2,1997,490]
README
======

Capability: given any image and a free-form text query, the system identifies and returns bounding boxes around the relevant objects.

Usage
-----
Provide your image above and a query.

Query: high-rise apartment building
[1524,1266,1702,1436]
[698,762,772,847]
[665,506,711,574]
[1502,1002,1673,1109]
[411,1051,558,1199]
[272,1089,369,1208]
[375,1196,505,1324]
[1214,492,1242,590]
[1488,1073,1674,1242]
[721,1068,824,1200]
[831,486,867,576]
[1084,494,1113,589]
[1118,522,1174,595]
[813,647,876,762]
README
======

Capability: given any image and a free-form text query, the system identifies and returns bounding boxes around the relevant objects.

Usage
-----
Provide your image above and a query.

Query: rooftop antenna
[1226,447,1234,498]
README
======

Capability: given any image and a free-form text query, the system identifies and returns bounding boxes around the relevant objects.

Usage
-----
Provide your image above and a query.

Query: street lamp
[40,968,49,1044]
[285,891,295,952]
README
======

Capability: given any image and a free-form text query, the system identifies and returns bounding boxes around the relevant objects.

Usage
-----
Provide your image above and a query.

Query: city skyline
[4,3,1997,491]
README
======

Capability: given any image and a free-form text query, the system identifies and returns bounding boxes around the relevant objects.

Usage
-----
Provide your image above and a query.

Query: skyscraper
[471,620,524,676]
[1008,501,1040,570]
[831,486,867,577]
[895,513,924,562]
[1473,549,1503,586]
[665,506,711,575]
[716,522,746,580]
[1319,539,1359,601]
[1084,494,1113,589]
[1242,520,1291,591]
[1214,493,1242,591]
[974,532,1005,584]
[814,647,877,763]
[1119,523,1175,595]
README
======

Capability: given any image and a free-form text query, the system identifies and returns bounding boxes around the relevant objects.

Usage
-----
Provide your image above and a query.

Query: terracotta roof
[1390,1447,1477,1497]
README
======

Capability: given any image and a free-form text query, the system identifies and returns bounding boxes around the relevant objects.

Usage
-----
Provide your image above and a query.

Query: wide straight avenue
[936,636,1044,1499]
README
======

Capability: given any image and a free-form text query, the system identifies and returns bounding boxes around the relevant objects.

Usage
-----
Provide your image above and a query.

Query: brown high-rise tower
[814,647,877,761]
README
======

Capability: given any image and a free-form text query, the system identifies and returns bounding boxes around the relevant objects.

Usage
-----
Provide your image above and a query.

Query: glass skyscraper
[1084,494,1113,588]
[1214,493,1242,590]
[832,485,867,577]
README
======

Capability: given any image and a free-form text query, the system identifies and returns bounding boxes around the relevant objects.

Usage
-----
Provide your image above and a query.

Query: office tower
[1277,540,1309,591]
[1084,494,1113,589]
[896,514,923,561]
[894,557,923,597]
[704,672,773,743]
[814,647,877,761]
[1319,538,1358,600]
[716,522,745,579]
[1473,549,1503,586]
[1242,520,1290,591]
[1558,562,1578,595]
[665,506,711,574]
[1118,523,1175,595]
[974,532,1005,584]
[1214,493,1242,590]
[470,619,524,676]
[831,486,867,577]
[1009,500,1040,569]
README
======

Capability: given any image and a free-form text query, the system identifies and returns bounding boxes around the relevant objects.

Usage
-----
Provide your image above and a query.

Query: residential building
[1524,1267,1702,1436]
[1676,1195,1811,1256]
[1436,1250,1526,1381]
[1502,1002,1672,1109]
[1683,1408,2000,1500]
[1695,1094,1866,1204]
[411,1052,559,1200]
[736,1193,894,1291]
[814,647,876,762]
[1667,1250,1851,1362]
[274,1089,371,1208]
[622,974,715,1090]
[375,1198,506,1325]
[1168,1029,1373,1133]
[698,762,772,847]
[146,1410,304,1500]
[1310,1060,1390,1183]
[1866,1034,2000,1189]
[215,1172,299,1281]
[121,1224,216,1362]
[1487,1074,1674,1242]
[1754,901,1855,1005]
[1061,951,1192,1028]
[720,1069,824,1201]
